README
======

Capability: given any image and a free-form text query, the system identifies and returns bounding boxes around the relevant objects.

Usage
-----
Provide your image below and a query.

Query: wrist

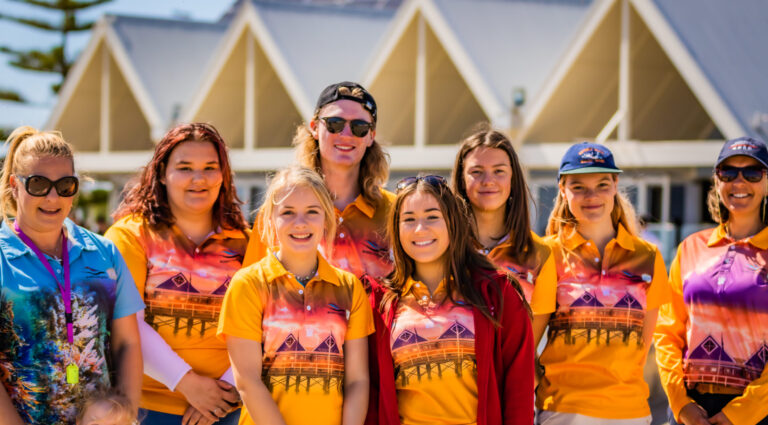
[176,370,197,396]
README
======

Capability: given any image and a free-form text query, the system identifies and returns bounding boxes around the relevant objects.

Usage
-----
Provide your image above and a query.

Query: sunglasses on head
[715,165,767,183]
[395,175,447,193]
[16,175,79,197]
[317,116,373,138]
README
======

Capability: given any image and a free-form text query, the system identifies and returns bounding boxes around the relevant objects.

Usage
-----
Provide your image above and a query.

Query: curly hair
[112,123,246,231]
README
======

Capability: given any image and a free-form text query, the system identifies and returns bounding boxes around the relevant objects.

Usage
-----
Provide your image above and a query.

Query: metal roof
[432,0,592,112]
[652,0,768,139]
[110,15,228,124]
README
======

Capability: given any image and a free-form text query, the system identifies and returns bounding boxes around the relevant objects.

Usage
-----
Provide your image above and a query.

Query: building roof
[649,0,768,139]
[688,335,734,362]
[109,15,228,126]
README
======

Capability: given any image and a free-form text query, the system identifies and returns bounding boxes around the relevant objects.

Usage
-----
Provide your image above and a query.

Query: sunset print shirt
[217,251,374,425]
[484,231,557,315]
[390,277,478,425]
[243,189,395,280]
[105,215,248,414]
[537,224,668,419]
[655,225,768,424]
[0,219,144,424]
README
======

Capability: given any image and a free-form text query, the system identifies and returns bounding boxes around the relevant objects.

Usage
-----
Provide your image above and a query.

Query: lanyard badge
[14,222,78,385]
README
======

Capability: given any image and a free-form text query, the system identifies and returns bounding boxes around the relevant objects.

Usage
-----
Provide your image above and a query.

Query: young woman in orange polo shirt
[218,166,373,425]
[367,175,534,425]
[452,129,557,348]
[538,142,668,425]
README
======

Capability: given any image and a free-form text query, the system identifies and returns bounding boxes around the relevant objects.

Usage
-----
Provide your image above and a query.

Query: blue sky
[0,0,234,129]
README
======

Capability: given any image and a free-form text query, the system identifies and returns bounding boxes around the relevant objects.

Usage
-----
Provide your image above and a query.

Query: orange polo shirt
[537,224,669,419]
[243,189,395,280]
[105,215,249,414]
[484,231,557,315]
[217,252,374,425]
[655,225,768,424]
[391,277,477,425]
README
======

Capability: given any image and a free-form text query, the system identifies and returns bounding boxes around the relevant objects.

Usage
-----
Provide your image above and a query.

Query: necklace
[294,266,318,285]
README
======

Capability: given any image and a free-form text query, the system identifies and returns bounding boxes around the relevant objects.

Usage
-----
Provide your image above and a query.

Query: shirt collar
[707,223,768,250]
[263,250,341,286]
[340,193,375,219]
[0,218,96,260]
[561,223,635,251]
[401,276,449,297]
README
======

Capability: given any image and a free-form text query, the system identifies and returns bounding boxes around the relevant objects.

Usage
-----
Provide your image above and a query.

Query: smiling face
[716,155,768,219]
[561,173,618,226]
[272,185,327,258]
[162,140,223,219]
[11,155,76,236]
[398,190,450,269]
[462,146,512,213]
[310,99,375,170]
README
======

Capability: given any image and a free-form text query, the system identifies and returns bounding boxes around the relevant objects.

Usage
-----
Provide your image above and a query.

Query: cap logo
[730,142,759,151]
[578,147,608,164]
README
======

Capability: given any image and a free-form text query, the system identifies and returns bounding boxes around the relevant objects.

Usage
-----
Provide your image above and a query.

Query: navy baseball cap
[315,81,377,124]
[558,142,622,179]
[715,137,768,169]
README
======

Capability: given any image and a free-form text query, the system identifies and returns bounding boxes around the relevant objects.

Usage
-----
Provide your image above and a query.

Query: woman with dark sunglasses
[243,81,395,281]
[0,126,144,424]
[105,123,248,425]
[451,128,557,350]
[655,137,768,425]
[365,175,534,425]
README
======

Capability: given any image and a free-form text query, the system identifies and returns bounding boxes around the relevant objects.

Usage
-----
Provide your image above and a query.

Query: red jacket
[365,269,535,425]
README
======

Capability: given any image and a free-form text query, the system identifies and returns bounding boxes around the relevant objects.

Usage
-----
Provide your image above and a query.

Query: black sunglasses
[318,116,373,138]
[715,165,767,183]
[395,175,447,193]
[16,175,79,197]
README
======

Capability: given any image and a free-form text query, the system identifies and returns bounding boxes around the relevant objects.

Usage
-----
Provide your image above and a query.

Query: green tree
[0,0,112,95]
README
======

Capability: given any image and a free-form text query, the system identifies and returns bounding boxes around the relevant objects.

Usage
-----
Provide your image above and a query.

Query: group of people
[0,81,765,425]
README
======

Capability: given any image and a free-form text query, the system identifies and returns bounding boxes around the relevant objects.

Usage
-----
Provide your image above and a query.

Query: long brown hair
[113,123,246,231]
[383,178,523,325]
[707,174,768,225]
[293,85,389,208]
[451,127,534,254]
[546,174,638,238]
[0,126,75,222]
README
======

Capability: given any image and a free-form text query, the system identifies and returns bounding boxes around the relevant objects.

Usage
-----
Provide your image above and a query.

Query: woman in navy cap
[242,81,395,282]
[537,142,669,424]
[655,137,768,425]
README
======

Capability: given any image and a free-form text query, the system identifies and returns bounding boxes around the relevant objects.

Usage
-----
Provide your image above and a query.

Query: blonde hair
[77,389,137,425]
[545,175,638,238]
[259,166,336,251]
[293,86,389,208]
[0,126,75,222]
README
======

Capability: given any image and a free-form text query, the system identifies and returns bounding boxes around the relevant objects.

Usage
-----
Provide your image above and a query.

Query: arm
[342,337,369,425]
[111,314,143,413]
[654,249,697,422]
[499,283,535,425]
[719,362,768,424]
[0,388,24,425]
[227,336,286,425]
[136,310,193,390]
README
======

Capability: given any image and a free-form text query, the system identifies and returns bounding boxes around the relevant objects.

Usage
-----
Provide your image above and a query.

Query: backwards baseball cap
[715,136,768,169]
[558,142,622,179]
[315,81,377,124]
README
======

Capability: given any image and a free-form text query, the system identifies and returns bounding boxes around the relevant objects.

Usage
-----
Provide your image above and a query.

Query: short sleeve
[645,247,670,311]
[530,252,557,315]
[217,267,266,342]
[344,276,375,341]
[104,220,149,297]
[109,243,146,319]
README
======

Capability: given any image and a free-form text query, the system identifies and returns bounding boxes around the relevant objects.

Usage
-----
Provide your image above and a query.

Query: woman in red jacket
[366,174,534,425]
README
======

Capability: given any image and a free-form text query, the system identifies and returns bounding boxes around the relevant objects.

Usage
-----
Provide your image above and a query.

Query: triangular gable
[571,291,604,307]
[438,321,475,340]
[276,333,306,352]
[182,1,310,150]
[156,273,199,293]
[520,0,738,144]
[689,335,734,362]
[314,335,341,353]
[614,293,643,310]
[746,343,768,370]
[46,19,156,151]
[392,329,428,349]
[211,277,231,296]
[363,0,491,146]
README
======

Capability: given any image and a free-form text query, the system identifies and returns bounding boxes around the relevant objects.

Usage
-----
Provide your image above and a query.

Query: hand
[708,412,734,425]
[679,402,710,425]
[182,406,217,425]
[176,371,239,421]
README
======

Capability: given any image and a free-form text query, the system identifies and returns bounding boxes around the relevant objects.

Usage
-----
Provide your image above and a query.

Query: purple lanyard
[14,222,73,345]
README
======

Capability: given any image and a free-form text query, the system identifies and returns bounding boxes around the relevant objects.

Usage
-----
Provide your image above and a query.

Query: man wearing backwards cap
[243,81,395,281]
